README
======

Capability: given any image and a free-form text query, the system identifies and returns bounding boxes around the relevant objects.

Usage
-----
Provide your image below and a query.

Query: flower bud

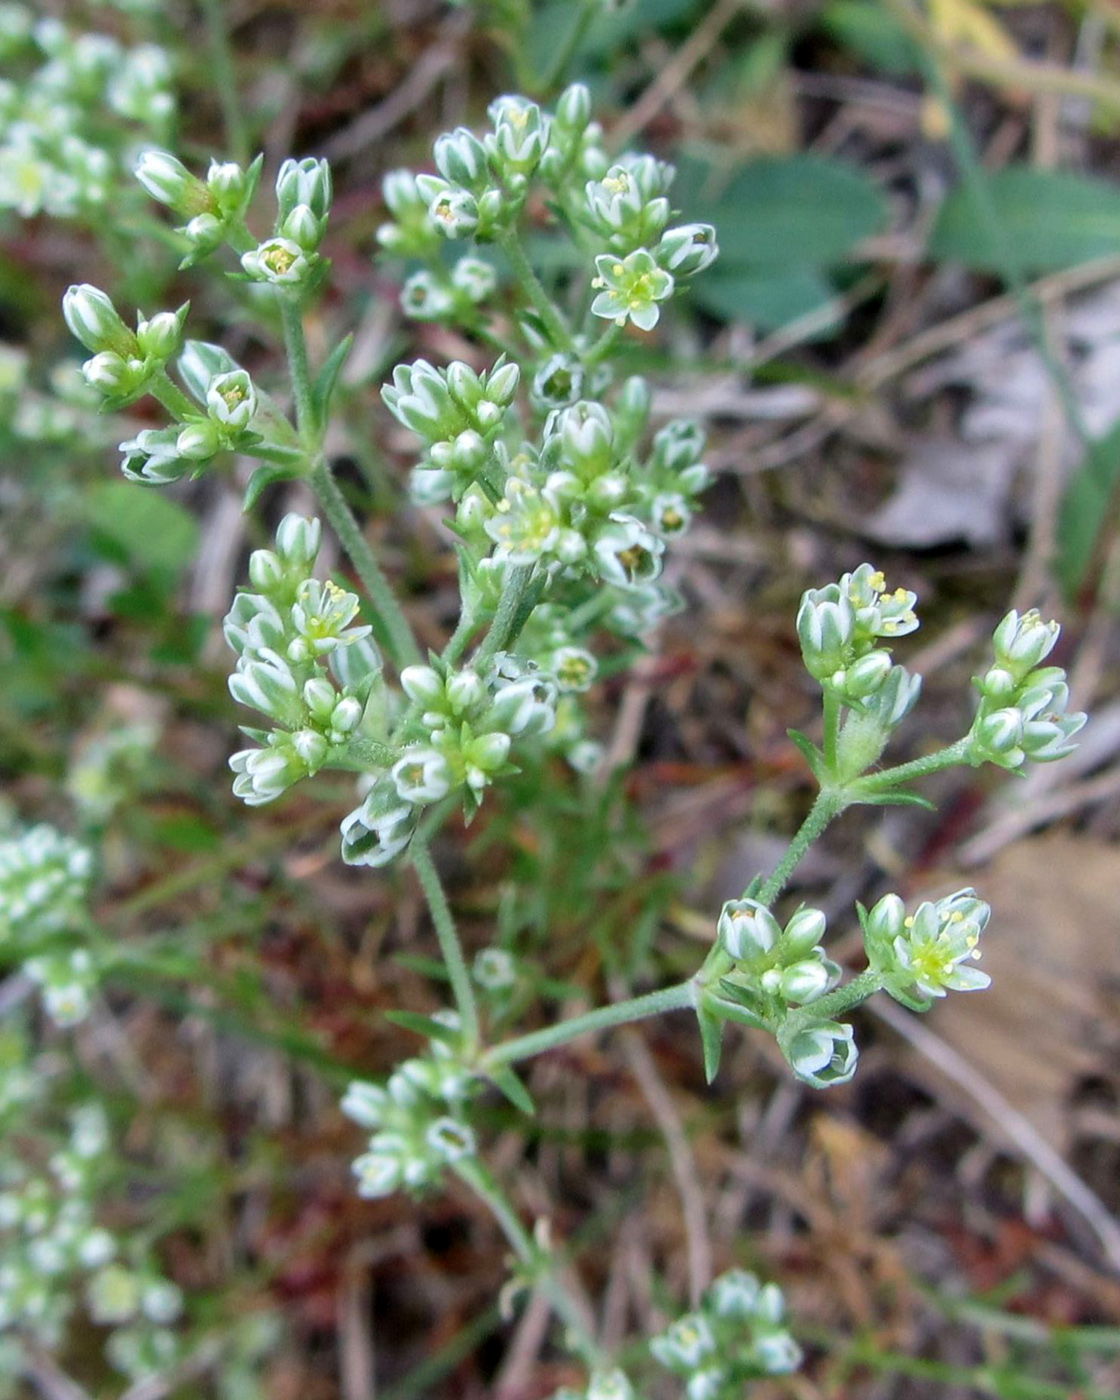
[135,149,210,213]
[433,127,488,189]
[135,305,187,362]
[655,223,719,277]
[556,82,591,133]
[780,1019,858,1089]
[275,513,321,570]
[779,959,831,1005]
[782,907,827,957]
[63,284,136,356]
[717,898,781,961]
[176,420,221,459]
[276,156,332,221]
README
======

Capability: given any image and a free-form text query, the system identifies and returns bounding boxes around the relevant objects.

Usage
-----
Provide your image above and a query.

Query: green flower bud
[63,284,137,356]
[135,149,210,213]
[176,419,221,459]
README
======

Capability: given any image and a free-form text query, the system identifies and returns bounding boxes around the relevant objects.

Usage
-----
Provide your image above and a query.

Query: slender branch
[497,231,575,352]
[821,691,841,776]
[755,789,845,907]
[278,295,316,444]
[854,736,972,795]
[441,608,480,668]
[453,1158,600,1364]
[308,456,423,672]
[410,836,480,1052]
[484,981,694,1069]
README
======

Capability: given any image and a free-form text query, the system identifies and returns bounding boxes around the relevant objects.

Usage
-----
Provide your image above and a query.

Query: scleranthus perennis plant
[56,74,1089,1393]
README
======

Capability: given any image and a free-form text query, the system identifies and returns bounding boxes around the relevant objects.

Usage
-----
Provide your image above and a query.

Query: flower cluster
[0,823,99,1027]
[341,657,557,865]
[863,888,991,1009]
[378,85,717,339]
[476,402,700,583]
[62,283,188,409]
[0,1098,183,1379]
[135,147,262,267]
[382,355,520,504]
[968,609,1086,769]
[0,13,174,221]
[240,156,332,289]
[797,563,920,711]
[342,1017,478,1197]
[550,1370,636,1400]
[225,514,377,805]
[717,902,839,1016]
[650,1269,802,1399]
[0,824,92,943]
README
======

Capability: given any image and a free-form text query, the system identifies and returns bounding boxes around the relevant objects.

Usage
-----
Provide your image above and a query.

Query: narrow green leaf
[242,463,301,512]
[787,728,827,782]
[489,1065,536,1116]
[855,789,937,810]
[695,1003,724,1083]
[383,1010,461,1044]
[312,332,354,429]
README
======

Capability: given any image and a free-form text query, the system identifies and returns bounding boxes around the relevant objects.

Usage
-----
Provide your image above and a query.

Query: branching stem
[411,836,480,1052]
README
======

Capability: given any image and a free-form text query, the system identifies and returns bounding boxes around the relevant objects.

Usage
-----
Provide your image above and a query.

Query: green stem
[582,320,622,369]
[484,981,694,1069]
[410,837,480,1053]
[308,456,423,672]
[453,1159,600,1364]
[786,968,882,1027]
[441,609,480,668]
[199,0,250,165]
[474,563,536,666]
[535,0,597,95]
[755,789,845,907]
[854,736,972,796]
[278,295,316,444]
[497,231,575,353]
[149,370,197,421]
[822,691,841,776]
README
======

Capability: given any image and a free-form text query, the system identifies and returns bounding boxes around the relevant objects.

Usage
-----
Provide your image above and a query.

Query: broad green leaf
[86,481,199,575]
[930,166,1120,276]
[689,154,888,268]
[690,268,839,332]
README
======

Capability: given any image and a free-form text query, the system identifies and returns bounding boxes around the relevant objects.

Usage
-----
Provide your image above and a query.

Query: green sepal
[383,1010,462,1045]
[741,873,764,901]
[242,462,302,512]
[788,728,827,782]
[709,987,768,1030]
[695,1001,724,1083]
[489,1065,536,1116]
[311,332,354,430]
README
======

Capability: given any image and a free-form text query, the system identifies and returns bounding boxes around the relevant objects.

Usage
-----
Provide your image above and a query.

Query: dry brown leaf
[921,833,1120,1146]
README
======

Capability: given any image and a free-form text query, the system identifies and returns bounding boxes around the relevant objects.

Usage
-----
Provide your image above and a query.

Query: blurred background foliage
[4,0,1120,1396]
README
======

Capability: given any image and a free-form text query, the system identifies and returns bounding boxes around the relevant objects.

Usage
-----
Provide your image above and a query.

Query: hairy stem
[410,836,480,1052]
[785,968,882,1026]
[475,563,536,666]
[484,981,694,1069]
[854,736,973,795]
[149,371,197,421]
[497,231,575,353]
[755,789,846,907]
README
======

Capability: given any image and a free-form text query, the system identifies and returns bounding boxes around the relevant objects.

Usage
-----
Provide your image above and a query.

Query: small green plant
[29,50,1090,1398]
